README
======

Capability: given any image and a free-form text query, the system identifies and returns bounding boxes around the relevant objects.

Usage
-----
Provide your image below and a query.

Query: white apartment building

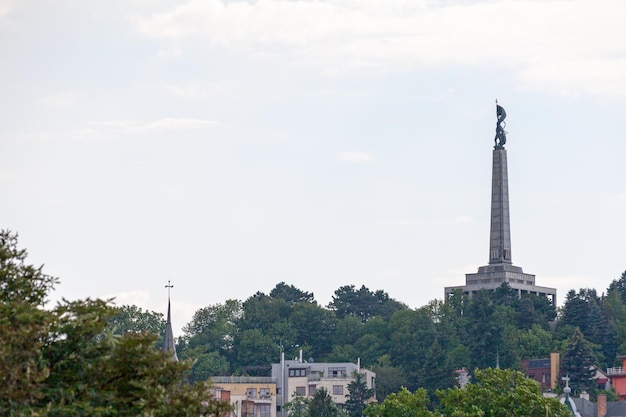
[271,356,376,417]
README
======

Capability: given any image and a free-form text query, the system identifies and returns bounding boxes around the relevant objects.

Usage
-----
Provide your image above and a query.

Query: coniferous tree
[587,298,606,343]
[345,373,376,417]
[420,340,455,405]
[559,289,600,339]
[560,328,596,396]
[466,290,500,369]
[608,271,626,305]
[310,388,343,417]
[602,290,626,364]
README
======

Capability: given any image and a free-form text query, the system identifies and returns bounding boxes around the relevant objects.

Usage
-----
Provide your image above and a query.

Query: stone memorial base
[444,263,556,305]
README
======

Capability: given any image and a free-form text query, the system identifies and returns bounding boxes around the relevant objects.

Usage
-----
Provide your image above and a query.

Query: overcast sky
[2,0,625,335]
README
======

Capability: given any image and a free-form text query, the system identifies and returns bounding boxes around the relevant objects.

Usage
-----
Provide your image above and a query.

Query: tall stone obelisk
[489,146,512,264]
[444,103,556,305]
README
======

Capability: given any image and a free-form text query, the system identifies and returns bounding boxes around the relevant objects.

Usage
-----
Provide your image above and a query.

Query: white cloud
[108,290,152,307]
[385,219,426,228]
[0,0,15,18]
[605,193,626,208]
[13,118,218,142]
[132,118,217,132]
[447,264,482,278]
[518,58,626,97]
[336,151,375,163]
[135,0,626,97]
[451,215,473,224]
[168,301,202,334]
[384,215,473,229]
[162,81,234,99]
[156,47,183,59]
[79,118,217,134]
[36,90,82,109]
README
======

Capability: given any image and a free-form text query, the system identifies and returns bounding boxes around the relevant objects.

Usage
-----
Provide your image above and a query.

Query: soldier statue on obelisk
[494,100,507,149]
[444,101,556,306]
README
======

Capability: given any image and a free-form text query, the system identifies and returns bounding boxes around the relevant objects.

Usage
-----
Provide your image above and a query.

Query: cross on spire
[165,280,174,299]
[562,374,570,387]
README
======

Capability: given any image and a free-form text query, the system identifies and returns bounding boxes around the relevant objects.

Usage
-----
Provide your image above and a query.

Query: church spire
[163,280,178,361]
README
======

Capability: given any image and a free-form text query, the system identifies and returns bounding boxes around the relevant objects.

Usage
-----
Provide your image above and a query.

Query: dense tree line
[115,271,623,403]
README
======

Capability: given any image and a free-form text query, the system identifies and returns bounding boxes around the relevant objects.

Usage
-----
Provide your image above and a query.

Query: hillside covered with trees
[131,272,626,402]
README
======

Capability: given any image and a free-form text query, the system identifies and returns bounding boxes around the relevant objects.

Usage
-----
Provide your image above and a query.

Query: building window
[308,385,317,396]
[332,385,343,395]
[258,404,271,417]
[247,388,257,399]
[295,386,306,396]
[528,359,551,369]
[328,367,346,378]
[289,368,307,377]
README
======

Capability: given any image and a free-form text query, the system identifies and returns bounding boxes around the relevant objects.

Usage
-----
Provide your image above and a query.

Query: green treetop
[437,368,570,417]
[0,230,231,417]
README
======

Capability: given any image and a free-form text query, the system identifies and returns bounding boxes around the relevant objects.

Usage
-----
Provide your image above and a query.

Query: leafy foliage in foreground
[437,368,570,417]
[0,230,230,417]
[365,369,570,417]
[364,387,432,417]
[0,231,57,414]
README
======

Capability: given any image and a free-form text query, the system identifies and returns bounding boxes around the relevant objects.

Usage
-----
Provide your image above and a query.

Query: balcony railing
[212,376,274,384]
[607,367,625,376]
[246,392,272,401]
[307,376,350,382]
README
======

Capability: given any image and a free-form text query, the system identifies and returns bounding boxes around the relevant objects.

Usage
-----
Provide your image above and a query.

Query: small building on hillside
[454,368,470,388]
[520,353,560,391]
[521,353,609,394]
[607,355,626,400]
[212,377,277,417]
